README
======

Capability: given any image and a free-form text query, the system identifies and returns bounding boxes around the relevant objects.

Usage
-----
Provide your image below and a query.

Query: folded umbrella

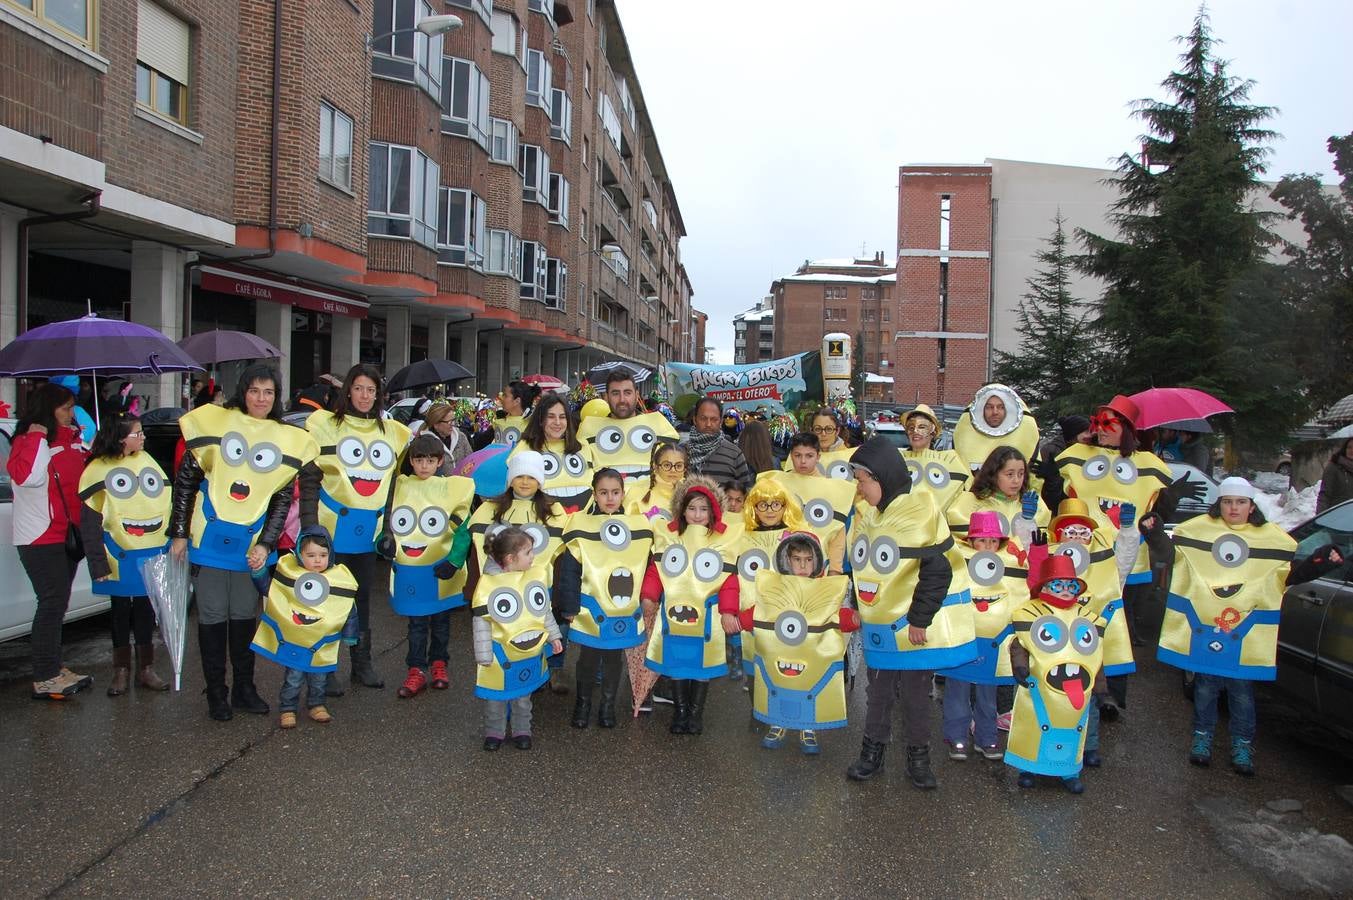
[386,358,473,393]
[1125,387,1232,431]
[179,330,282,365]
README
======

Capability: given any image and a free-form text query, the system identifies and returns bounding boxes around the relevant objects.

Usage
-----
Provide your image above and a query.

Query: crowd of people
[9,366,1343,795]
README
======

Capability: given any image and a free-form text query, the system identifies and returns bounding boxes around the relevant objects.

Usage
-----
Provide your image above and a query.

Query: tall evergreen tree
[993,213,1097,421]
[1077,10,1278,410]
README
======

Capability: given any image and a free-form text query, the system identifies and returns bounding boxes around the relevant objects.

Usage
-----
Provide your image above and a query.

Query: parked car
[1163,462,1220,527]
[0,421,105,643]
[386,396,488,426]
[869,422,908,450]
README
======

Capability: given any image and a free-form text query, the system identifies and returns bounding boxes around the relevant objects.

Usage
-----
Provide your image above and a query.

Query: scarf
[685,431,725,470]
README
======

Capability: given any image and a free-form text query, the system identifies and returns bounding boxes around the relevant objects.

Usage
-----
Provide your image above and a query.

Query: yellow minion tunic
[578,411,678,481]
[1047,532,1136,677]
[645,524,739,680]
[749,571,853,731]
[509,439,594,511]
[848,490,976,670]
[779,448,856,482]
[1057,444,1171,586]
[732,526,791,676]
[471,565,555,700]
[388,474,476,615]
[902,448,970,513]
[495,415,528,447]
[623,477,675,528]
[947,490,1051,545]
[1005,600,1106,777]
[562,512,655,650]
[306,410,409,554]
[952,384,1041,473]
[78,451,171,596]
[764,470,855,570]
[251,555,357,673]
[179,405,320,571]
[1158,516,1295,680]
[466,498,568,577]
[935,542,1027,685]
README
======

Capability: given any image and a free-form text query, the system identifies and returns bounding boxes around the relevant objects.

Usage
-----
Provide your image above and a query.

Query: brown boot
[136,644,170,691]
[107,646,131,697]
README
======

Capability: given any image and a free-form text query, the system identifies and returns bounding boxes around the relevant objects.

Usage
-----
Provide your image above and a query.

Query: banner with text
[664,351,822,416]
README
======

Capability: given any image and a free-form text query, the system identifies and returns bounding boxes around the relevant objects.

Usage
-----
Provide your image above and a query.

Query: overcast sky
[615,0,1353,363]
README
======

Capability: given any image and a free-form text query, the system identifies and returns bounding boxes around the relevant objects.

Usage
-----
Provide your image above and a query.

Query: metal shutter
[137,0,190,85]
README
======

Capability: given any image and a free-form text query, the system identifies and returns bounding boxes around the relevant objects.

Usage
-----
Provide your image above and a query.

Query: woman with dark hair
[8,382,92,700]
[738,418,778,473]
[511,393,592,512]
[1317,438,1353,513]
[171,364,318,720]
[809,407,845,452]
[947,445,1049,547]
[299,363,410,692]
[494,380,540,445]
[80,414,171,695]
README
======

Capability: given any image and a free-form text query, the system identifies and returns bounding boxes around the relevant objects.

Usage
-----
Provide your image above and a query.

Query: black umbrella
[386,358,473,393]
[586,360,651,385]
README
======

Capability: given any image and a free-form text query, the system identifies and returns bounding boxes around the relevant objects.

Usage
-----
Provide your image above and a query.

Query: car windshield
[1290,501,1353,566]
[873,428,908,450]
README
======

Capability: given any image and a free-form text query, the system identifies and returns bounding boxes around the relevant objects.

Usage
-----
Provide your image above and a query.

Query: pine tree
[992,213,1096,421]
[1077,10,1279,411]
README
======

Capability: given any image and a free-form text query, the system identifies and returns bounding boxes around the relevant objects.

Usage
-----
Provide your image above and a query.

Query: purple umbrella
[0,314,203,377]
[179,329,282,366]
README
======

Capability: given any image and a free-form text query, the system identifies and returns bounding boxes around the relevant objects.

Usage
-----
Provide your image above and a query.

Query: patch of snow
[1255,481,1320,532]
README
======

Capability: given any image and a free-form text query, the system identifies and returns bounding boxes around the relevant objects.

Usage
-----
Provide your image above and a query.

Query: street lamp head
[599,242,622,255]
[417,14,463,36]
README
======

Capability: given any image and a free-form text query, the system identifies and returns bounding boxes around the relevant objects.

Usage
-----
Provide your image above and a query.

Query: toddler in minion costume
[382,433,476,699]
[730,479,806,681]
[742,532,858,755]
[1005,555,1108,794]
[251,526,356,728]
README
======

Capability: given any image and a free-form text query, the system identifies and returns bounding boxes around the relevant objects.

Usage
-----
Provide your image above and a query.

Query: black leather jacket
[169,452,291,552]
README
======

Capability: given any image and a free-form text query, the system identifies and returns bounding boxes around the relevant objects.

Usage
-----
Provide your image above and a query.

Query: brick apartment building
[768,252,895,382]
[731,294,773,365]
[0,0,697,409]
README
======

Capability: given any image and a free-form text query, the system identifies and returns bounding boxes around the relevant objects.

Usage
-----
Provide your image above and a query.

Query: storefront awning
[200,266,368,319]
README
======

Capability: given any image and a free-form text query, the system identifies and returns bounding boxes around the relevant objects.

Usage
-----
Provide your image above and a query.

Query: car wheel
[1276,462,1291,477]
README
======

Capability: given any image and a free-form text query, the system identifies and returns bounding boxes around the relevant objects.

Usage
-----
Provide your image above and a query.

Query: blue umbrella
[455,444,511,498]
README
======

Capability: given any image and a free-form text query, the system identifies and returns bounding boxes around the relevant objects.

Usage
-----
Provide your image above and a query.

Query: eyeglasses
[1046,579,1082,595]
[1056,524,1093,541]
[656,461,687,473]
[811,425,838,434]
[754,500,785,512]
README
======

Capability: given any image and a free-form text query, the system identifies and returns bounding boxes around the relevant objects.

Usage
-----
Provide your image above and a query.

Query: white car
[0,422,106,642]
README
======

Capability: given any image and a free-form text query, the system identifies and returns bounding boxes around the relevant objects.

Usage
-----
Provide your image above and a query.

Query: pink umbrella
[1125,387,1233,430]
[627,606,660,717]
[522,373,565,390]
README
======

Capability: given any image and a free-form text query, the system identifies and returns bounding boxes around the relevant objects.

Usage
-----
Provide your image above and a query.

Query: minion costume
[936,517,1026,686]
[466,496,568,576]
[623,475,676,527]
[952,384,1040,475]
[509,439,594,511]
[562,511,655,650]
[79,450,171,597]
[388,473,476,615]
[1005,556,1107,789]
[495,415,528,447]
[763,469,854,573]
[577,410,678,481]
[746,569,856,731]
[732,525,792,677]
[947,488,1051,544]
[780,447,856,482]
[304,409,409,553]
[251,530,357,673]
[471,565,557,700]
[902,448,970,514]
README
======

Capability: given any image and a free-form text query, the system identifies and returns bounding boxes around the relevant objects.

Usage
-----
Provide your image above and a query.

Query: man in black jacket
[845,437,950,788]
[683,398,751,490]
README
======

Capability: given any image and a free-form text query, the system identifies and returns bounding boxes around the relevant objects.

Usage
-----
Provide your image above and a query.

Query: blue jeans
[279,667,327,712]
[1193,674,1256,742]
[405,611,450,669]
[1085,700,1102,752]
[548,616,571,671]
[942,679,997,747]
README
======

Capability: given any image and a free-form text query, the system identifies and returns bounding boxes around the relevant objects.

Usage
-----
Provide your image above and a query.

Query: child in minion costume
[1006,555,1108,794]
[382,433,476,698]
[251,526,356,727]
[742,532,858,755]
[935,510,1025,761]
[642,476,741,735]
[730,479,806,679]
[463,450,569,571]
[765,436,853,575]
[900,404,970,514]
[507,434,594,513]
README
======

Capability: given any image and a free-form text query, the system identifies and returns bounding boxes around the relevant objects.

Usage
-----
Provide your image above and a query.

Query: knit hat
[1217,476,1255,500]
[507,449,546,486]
[967,510,1007,540]
[1058,415,1091,444]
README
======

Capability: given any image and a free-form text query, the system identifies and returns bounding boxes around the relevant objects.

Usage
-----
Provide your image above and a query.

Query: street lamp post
[366,13,463,52]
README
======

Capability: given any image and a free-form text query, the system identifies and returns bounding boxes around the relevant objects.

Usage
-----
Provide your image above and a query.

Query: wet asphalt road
[2,602,1352,899]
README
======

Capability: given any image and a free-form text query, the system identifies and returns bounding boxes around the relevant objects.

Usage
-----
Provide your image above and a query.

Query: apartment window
[599,93,622,151]
[368,142,439,249]
[489,118,518,165]
[520,240,547,301]
[862,286,879,300]
[487,229,522,278]
[371,0,443,100]
[9,0,94,45]
[882,307,891,322]
[583,61,591,95]
[642,199,658,229]
[580,208,588,242]
[518,144,550,207]
[525,48,552,111]
[547,174,570,227]
[441,57,490,150]
[136,1,190,124]
[862,309,875,321]
[489,9,518,55]
[436,187,486,269]
[446,0,491,29]
[318,102,354,190]
[544,258,567,309]
[824,285,846,300]
[527,0,554,18]
[582,135,590,168]
[601,245,629,282]
[587,0,594,19]
[549,88,572,144]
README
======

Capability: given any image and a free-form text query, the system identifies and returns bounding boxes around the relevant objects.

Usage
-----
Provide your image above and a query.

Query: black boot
[228,619,269,715]
[597,659,621,728]
[325,671,347,698]
[571,679,594,728]
[686,680,710,735]
[669,679,690,734]
[906,744,939,790]
[847,736,886,781]
[351,630,384,688]
[200,622,232,721]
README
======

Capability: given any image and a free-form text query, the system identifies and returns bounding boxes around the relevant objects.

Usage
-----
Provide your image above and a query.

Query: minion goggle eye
[774,611,808,646]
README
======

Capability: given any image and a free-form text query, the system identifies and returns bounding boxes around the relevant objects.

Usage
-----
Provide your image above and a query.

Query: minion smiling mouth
[1096,498,1123,526]
[402,543,427,558]
[122,516,164,537]
[608,568,634,605]
[1211,584,1243,599]
[776,660,806,677]
[510,630,544,652]
[855,580,879,605]
[291,610,321,626]
[1045,662,1092,711]
[230,480,251,501]
[347,468,383,498]
[611,464,647,476]
[668,604,699,624]
[973,595,998,613]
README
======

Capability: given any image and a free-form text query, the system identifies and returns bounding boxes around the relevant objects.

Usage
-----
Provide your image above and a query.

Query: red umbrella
[521,373,565,390]
[1126,387,1233,430]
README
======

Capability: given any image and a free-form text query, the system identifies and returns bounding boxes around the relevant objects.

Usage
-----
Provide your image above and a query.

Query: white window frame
[544,257,567,310]
[441,56,490,151]
[549,88,572,145]
[368,141,439,249]
[436,186,486,269]
[525,48,552,112]
[489,9,517,56]
[599,92,622,151]
[319,102,354,191]
[490,117,519,165]
[487,229,523,278]
[519,240,548,301]
[371,0,443,101]
[518,143,550,208]
[547,173,569,227]
[446,0,491,29]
